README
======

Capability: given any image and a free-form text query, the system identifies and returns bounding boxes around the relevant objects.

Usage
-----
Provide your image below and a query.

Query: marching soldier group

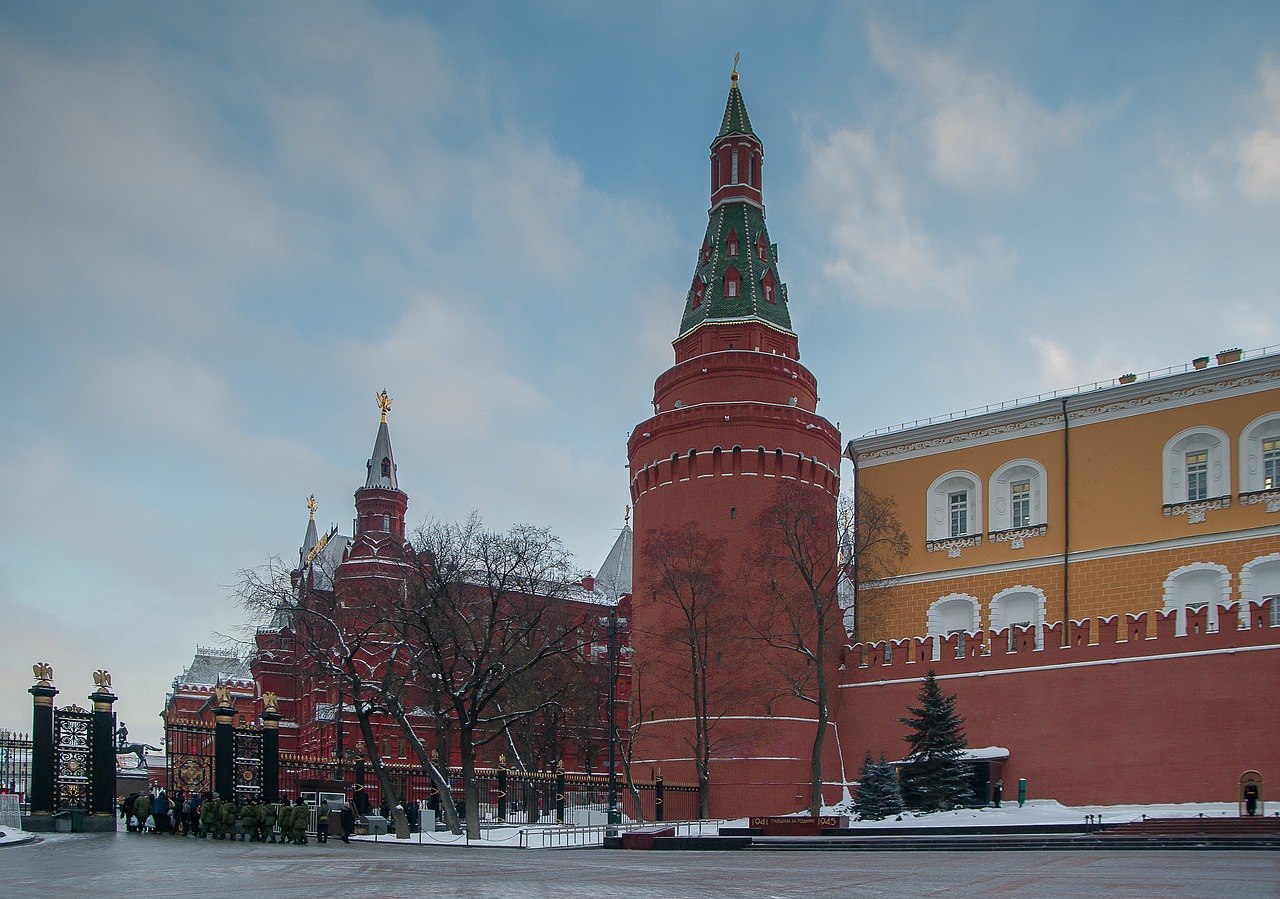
[193,794,332,843]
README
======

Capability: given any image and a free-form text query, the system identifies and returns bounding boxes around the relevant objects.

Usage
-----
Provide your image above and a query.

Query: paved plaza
[2,832,1278,898]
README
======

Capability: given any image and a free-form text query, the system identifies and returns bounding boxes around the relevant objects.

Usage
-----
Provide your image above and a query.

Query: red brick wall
[837,601,1280,805]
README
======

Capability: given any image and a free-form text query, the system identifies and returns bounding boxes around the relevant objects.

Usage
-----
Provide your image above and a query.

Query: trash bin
[364,815,389,835]
[70,810,85,832]
[53,811,73,833]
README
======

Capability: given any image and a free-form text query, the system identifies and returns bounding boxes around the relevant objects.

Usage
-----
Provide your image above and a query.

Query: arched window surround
[926,470,983,542]
[989,459,1048,533]
[1162,562,1231,635]
[927,594,980,661]
[1240,413,1280,495]
[1240,553,1280,626]
[990,586,1047,650]
[1162,426,1230,507]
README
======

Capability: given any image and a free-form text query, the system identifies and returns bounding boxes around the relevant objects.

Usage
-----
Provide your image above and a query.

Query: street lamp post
[602,608,620,834]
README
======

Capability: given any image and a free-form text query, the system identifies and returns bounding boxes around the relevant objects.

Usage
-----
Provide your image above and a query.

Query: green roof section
[718,75,754,137]
[678,202,793,337]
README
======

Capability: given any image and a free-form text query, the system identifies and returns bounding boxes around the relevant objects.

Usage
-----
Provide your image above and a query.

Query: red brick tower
[338,389,413,585]
[627,72,843,814]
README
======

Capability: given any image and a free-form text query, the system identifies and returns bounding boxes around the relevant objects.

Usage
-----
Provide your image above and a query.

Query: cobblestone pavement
[3,832,1278,898]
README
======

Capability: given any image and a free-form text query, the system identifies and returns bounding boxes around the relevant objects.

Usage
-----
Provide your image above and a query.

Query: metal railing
[861,343,1280,439]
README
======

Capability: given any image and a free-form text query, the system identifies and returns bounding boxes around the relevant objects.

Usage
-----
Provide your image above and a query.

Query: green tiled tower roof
[679,73,793,339]
[718,75,754,138]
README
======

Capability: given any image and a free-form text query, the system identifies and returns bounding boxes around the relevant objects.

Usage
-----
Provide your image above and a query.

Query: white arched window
[989,459,1048,532]
[1162,427,1230,507]
[1162,562,1231,635]
[927,593,980,659]
[926,470,983,541]
[1241,553,1280,627]
[1240,413,1280,495]
[990,586,1047,650]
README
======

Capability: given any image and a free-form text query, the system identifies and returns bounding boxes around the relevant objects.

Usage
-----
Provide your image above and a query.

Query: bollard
[1017,777,1026,807]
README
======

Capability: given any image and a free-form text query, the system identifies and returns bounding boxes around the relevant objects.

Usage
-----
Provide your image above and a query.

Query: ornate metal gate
[166,718,214,797]
[233,729,263,798]
[53,704,92,812]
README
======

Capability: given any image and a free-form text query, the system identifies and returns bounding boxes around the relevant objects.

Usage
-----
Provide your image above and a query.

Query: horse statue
[116,724,159,768]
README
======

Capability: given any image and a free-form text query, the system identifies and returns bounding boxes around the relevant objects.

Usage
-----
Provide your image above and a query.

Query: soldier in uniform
[291,796,309,845]
[238,797,257,841]
[219,794,237,840]
[261,798,279,843]
[278,798,294,843]
[200,793,217,838]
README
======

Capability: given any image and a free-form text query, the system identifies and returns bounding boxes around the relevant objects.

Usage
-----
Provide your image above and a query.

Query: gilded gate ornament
[33,661,54,686]
[214,683,232,707]
[261,691,279,712]
[92,669,112,692]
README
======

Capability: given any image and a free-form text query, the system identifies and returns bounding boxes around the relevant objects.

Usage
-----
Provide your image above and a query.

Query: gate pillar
[26,663,58,826]
[213,697,236,800]
[261,703,282,802]
[88,672,119,831]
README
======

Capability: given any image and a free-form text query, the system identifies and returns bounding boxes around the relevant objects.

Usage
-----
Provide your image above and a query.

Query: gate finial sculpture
[33,661,54,686]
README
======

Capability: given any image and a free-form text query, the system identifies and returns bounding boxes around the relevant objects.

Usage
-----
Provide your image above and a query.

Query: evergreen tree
[853,751,903,820]
[898,670,971,811]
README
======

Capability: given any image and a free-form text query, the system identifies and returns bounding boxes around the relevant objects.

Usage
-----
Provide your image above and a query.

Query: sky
[2,1,1279,746]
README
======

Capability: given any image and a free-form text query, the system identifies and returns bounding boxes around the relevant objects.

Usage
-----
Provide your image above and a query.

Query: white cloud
[805,128,981,308]
[869,24,1091,190]
[1237,61,1280,202]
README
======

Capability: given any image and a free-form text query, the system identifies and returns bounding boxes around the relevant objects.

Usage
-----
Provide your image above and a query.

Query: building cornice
[852,355,1280,467]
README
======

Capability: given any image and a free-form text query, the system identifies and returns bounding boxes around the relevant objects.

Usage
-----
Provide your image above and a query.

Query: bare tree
[234,557,413,832]
[748,483,847,817]
[848,483,911,643]
[639,522,744,819]
[399,514,591,839]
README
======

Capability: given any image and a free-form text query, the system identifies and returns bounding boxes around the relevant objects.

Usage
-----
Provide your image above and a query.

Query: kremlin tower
[627,70,843,815]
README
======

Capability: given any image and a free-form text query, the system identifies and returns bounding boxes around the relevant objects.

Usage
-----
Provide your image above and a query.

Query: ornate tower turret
[626,69,843,817]
[354,389,408,540]
[341,390,413,583]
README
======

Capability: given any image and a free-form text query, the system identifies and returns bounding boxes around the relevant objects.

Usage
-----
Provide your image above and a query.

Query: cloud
[1236,60,1280,202]
[869,24,1091,190]
[804,128,987,308]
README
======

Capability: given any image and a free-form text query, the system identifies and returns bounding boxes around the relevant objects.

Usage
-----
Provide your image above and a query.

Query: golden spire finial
[624,504,631,526]
[307,495,317,520]
[731,51,740,84]
[376,389,392,423]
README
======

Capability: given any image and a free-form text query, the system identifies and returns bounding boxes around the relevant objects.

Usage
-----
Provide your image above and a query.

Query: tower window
[730,506,736,519]
[381,457,391,479]
[724,266,741,298]
[726,229,738,257]
[383,514,391,533]
[731,146,739,184]
[757,233,768,262]
[693,279,705,308]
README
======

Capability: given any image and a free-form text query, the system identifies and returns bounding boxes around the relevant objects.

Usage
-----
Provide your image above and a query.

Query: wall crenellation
[842,598,1277,682]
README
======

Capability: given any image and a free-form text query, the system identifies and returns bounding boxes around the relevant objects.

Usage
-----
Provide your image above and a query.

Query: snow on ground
[719,799,1251,829]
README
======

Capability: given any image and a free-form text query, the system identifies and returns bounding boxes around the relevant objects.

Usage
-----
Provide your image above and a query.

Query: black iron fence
[276,753,700,826]
[1,731,33,811]
[163,715,701,827]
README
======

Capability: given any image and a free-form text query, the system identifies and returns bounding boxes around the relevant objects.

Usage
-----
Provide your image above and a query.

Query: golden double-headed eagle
[93,669,112,691]
[377,389,392,422]
[33,662,54,685]
[214,684,233,707]
[261,691,279,712]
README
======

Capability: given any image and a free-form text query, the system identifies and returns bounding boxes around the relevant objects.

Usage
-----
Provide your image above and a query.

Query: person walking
[316,799,331,844]
[340,802,356,844]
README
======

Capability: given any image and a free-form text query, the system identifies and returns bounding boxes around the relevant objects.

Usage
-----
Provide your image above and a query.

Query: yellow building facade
[848,351,1280,644]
